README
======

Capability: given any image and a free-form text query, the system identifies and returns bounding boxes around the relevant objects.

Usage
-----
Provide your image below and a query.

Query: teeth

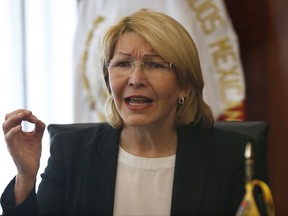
[129,101,150,106]
[125,97,152,105]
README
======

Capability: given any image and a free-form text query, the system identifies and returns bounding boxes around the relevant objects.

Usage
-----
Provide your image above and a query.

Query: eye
[117,61,132,68]
[144,61,166,69]
[109,60,132,69]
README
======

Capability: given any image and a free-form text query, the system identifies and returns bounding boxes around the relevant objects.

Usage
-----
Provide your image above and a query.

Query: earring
[178,96,185,105]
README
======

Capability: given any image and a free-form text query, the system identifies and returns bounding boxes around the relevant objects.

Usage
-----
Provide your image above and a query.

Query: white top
[113,146,176,216]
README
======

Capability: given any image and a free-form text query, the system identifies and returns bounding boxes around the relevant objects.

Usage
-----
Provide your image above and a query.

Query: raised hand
[2,109,46,204]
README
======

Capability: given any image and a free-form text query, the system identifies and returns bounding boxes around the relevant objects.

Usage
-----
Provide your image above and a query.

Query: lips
[124,96,153,106]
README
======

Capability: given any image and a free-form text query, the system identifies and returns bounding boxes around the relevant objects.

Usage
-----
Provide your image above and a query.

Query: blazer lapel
[171,126,210,215]
[79,124,211,215]
[83,125,121,215]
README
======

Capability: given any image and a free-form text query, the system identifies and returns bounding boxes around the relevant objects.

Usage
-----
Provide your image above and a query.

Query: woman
[1,9,250,215]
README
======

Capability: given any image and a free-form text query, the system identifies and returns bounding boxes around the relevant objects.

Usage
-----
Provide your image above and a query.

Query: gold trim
[80,16,105,110]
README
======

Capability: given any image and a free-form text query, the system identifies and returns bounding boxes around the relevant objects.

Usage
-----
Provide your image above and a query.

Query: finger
[3,110,37,134]
[4,124,22,143]
[23,113,38,124]
[2,113,23,134]
[35,120,46,137]
[4,109,31,121]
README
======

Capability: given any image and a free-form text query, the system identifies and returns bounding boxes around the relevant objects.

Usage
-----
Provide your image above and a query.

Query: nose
[128,62,146,88]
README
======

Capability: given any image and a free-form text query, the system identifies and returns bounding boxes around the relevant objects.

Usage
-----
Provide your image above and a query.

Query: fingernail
[24,110,31,115]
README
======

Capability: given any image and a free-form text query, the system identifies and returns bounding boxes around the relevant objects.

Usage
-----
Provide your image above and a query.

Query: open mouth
[124,96,153,106]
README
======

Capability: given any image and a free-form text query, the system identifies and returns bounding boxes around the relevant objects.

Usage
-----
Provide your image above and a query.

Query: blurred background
[224,0,288,215]
[0,0,287,215]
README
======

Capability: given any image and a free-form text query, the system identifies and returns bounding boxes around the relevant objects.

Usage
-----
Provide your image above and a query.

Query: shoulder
[178,124,252,159]
[179,123,252,143]
[48,122,120,158]
[209,126,251,159]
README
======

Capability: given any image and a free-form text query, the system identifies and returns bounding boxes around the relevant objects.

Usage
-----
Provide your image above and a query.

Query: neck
[120,125,177,158]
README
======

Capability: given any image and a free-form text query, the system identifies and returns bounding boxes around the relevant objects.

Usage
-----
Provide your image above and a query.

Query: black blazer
[1,123,251,216]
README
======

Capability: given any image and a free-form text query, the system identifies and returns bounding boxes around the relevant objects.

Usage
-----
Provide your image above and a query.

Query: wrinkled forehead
[111,32,159,59]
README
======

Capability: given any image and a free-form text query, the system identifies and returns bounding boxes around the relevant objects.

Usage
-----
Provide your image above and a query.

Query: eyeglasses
[106,59,173,74]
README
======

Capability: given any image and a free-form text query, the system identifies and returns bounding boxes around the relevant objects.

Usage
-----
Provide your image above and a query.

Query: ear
[178,87,191,98]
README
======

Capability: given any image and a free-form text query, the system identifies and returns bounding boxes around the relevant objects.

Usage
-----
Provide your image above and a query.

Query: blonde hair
[100,9,214,129]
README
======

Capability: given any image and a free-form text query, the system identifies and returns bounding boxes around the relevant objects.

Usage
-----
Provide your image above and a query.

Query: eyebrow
[113,52,161,58]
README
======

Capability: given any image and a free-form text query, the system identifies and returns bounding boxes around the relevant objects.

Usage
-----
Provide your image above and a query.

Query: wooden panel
[224,0,271,121]
[266,0,288,215]
[224,0,288,215]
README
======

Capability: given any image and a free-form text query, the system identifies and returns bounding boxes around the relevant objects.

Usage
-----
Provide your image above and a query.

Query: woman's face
[108,32,186,128]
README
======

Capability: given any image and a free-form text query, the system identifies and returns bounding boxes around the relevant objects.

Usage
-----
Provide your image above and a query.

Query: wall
[224,0,288,215]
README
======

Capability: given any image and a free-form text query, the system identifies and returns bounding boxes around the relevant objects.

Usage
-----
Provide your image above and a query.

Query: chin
[123,117,151,127]
[124,120,148,127]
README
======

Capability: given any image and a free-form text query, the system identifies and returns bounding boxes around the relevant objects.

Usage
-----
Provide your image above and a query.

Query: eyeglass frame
[105,59,174,74]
